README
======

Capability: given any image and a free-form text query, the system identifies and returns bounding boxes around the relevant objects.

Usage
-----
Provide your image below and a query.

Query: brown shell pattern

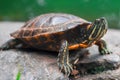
[11,13,88,38]
[10,13,89,51]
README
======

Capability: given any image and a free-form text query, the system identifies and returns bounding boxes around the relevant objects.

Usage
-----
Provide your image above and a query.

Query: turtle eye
[94,19,101,24]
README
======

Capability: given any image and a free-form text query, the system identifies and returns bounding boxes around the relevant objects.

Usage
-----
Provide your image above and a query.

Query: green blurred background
[0,0,120,29]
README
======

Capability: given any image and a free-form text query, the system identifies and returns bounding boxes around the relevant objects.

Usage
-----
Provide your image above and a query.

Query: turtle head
[87,17,108,41]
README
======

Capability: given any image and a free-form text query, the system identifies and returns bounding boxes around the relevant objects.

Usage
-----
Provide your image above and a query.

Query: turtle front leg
[95,39,111,55]
[57,40,73,76]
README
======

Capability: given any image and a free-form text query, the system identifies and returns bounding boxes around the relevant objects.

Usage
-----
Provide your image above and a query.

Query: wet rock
[0,22,120,80]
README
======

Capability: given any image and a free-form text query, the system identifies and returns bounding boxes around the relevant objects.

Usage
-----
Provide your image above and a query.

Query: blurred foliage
[0,0,120,29]
[16,71,21,80]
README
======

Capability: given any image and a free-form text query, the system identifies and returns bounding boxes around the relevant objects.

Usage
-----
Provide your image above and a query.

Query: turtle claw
[0,39,18,50]
[0,43,10,50]
[58,62,73,76]
[100,48,112,55]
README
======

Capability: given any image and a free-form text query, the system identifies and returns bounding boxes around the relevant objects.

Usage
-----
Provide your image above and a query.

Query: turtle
[0,13,111,76]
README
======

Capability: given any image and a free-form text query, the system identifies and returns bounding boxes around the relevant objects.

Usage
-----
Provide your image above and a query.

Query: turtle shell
[11,13,90,51]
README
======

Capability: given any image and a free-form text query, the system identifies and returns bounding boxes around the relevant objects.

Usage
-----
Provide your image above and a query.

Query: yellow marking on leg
[74,58,79,64]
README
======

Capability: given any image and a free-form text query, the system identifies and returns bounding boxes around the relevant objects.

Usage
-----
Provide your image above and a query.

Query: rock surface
[0,22,120,80]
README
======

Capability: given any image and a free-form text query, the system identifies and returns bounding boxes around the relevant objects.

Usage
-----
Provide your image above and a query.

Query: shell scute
[10,13,90,51]
[11,13,88,38]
